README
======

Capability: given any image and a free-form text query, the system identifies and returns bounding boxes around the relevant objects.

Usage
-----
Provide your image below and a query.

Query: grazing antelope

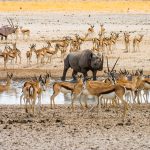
[26,44,36,65]
[20,26,30,40]
[20,76,46,114]
[0,73,13,92]
[133,34,143,52]
[124,32,130,52]
[50,75,83,110]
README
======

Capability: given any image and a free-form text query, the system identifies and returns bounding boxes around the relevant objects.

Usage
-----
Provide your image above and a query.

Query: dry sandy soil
[0,105,150,150]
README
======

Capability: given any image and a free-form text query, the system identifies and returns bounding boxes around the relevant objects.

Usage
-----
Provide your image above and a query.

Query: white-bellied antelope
[79,79,128,118]
[50,75,83,110]
[20,75,46,114]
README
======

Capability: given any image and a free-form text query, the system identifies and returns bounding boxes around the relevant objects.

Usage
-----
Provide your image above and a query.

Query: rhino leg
[72,70,78,81]
[92,70,97,80]
[61,67,68,81]
[61,55,71,81]
[81,69,88,81]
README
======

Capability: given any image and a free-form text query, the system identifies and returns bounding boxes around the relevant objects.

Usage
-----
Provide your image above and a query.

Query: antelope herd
[0,65,149,118]
[0,24,145,70]
[0,23,149,120]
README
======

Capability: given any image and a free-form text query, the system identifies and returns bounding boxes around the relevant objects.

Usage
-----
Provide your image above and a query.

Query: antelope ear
[39,75,42,80]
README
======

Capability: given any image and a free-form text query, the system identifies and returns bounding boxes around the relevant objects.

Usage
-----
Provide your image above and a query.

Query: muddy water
[0,80,149,105]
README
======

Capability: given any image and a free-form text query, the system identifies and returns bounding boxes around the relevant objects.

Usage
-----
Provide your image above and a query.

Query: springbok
[50,75,83,110]
[20,26,30,40]
[0,73,13,92]
[34,45,46,64]
[133,34,144,52]
[7,43,21,64]
[79,79,128,118]
[55,38,70,61]
[124,32,130,53]
[100,24,106,36]
[26,44,36,65]
[20,76,46,114]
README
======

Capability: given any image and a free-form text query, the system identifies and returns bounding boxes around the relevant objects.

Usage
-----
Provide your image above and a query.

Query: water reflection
[0,81,66,105]
[0,81,149,105]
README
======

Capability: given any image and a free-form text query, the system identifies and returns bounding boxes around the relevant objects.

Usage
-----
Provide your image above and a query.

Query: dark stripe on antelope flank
[145,81,150,84]
[137,39,141,42]
[61,84,74,91]
[9,55,15,58]
[101,88,115,94]
[47,51,53,54]
[126,87,132,91]
[23,30,29,33]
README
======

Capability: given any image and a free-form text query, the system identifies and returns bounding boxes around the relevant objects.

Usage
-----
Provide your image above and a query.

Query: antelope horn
[10,18,14,28]
[7,18,13,27]
[110,57,120,73]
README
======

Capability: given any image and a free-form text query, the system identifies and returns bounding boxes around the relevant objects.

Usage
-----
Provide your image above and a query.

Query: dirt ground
[0,105,150,150]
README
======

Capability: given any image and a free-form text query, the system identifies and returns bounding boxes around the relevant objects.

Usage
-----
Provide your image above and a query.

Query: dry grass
[1,0,150,12]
